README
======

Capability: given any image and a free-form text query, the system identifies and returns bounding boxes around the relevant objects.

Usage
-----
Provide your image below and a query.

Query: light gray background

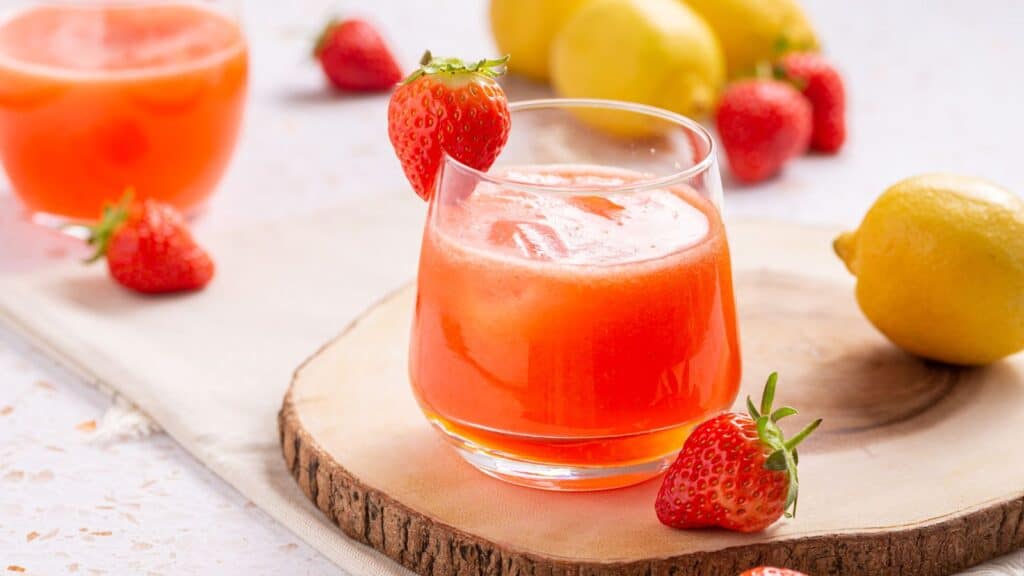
[2,0,1023,573]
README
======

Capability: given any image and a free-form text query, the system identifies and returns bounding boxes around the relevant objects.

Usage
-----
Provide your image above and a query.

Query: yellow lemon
[550,0,724,136]
[490,0,592,82]
[682,0,819,77]
[834,174,1024,365]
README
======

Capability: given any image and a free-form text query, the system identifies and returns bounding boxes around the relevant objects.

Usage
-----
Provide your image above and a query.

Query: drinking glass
[0,0,248,219]
[409,99,742,491]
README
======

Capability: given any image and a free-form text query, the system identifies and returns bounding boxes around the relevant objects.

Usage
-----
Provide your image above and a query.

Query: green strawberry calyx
[746,372,822,519]
[84,188,134,263]
[746,60,807,91]
[313,18,342,58]
[401,50,509,85]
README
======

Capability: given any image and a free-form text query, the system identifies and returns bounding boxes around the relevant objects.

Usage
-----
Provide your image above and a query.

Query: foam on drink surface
[437,165,711,266]
[0,3,242,72]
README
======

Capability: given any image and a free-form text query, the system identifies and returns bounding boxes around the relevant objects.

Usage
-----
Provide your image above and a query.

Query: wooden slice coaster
[280,222,1024,576]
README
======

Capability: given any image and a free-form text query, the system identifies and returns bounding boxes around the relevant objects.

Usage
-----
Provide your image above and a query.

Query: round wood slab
[280,222,1024,576]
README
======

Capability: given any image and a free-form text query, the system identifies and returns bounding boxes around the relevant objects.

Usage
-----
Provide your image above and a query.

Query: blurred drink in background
[0,0,248,219]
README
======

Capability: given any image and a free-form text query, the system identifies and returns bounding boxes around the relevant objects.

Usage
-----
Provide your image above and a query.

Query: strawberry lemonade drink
[408,99,741,490]
[0,1,247,218]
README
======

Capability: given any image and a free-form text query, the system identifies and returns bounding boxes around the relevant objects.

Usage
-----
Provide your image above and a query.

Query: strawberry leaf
[313,18,340,58]
[402,51,510,85]
[753,373,822,519]
[774,36,791,55]
[760,372,778,416]
[785,418,823,451]
[746,396,761,420]
[771,406,798,422]
[85,188,133,263]
[785,468,800,517]
[765,450,787,471]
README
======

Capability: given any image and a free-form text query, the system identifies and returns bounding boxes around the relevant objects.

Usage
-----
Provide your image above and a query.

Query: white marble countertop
[2,0,1024,574]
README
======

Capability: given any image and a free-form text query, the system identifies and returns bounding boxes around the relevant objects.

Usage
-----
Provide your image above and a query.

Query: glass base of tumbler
[25,198,209,228]
[426,415,688,492]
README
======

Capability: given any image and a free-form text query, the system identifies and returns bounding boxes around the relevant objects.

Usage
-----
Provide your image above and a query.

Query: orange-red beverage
[410,164,741,490]
[0,1,247,218]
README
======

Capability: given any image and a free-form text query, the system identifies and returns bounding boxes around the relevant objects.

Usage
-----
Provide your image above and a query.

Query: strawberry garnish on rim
[387,51,511,200]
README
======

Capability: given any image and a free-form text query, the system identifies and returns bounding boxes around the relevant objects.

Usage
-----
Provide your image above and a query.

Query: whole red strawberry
[314,18,402,92]
[716,79,812,184]
[656,373,821,533]
[388,51,511,200]
[740,568,809,576]
[778,53,846,153]
[87,194,214,294]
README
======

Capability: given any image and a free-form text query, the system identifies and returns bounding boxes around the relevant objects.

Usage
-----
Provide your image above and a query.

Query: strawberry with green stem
[387,51,511,200]
[656,373,822,533]
[86,191,214,294]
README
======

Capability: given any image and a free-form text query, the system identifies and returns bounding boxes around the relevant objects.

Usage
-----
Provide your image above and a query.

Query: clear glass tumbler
[410,99,741,491]
[0,0,248,219]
